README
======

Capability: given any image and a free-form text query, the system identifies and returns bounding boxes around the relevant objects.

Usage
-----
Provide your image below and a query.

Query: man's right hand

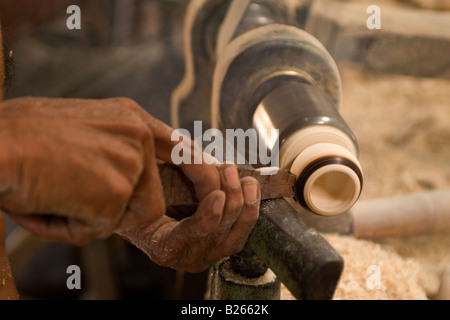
[0,97,220,245]
[0,97,260,274]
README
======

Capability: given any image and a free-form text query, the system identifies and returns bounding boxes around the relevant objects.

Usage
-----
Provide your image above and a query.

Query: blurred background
[1,0,449,300]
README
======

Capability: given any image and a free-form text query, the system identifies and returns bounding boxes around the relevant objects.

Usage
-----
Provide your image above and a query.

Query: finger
[8,214,97,245]
[169,190,225,246]
[174,164,245,268]
[144,115,180,162]
[206,177,260,262]
[218,164,245,226]
[156,191,225,268]
[180,162,221,201]
[172,132,221,200]
[147,117,221,200]
[116,132,166,231]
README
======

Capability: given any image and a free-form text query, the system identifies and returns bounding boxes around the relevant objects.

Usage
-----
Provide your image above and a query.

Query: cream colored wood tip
[290,142,363,216]
[303,164,361,216]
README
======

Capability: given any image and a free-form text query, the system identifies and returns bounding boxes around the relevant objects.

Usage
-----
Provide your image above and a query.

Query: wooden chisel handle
[158,163,296,207]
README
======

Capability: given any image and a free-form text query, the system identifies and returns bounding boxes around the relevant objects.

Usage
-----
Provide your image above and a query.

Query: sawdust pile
[281,64,450,300]
[280,233,429,300]
[323,234,426,300]
[331,65,450,300]
[317,232,450,300]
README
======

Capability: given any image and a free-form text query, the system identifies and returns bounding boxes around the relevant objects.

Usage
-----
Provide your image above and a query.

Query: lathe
[170,0,364,300]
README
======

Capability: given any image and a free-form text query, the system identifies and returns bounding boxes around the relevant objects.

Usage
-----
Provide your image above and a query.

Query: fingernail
[212,196,226,216]
[243,182,258,204]
[223,165,240,188]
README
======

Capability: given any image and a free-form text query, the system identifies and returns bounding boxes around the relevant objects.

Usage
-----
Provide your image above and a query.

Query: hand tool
[158,162,296,209]
[159,156,363,221]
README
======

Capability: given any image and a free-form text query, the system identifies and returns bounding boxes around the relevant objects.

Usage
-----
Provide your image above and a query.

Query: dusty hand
[119,164,261,273]
[0,97,218,245]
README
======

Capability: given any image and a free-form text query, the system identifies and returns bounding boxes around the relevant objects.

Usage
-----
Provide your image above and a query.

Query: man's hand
[0,97,220,245]
[119,163,260,273]
[0,97,260,272]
